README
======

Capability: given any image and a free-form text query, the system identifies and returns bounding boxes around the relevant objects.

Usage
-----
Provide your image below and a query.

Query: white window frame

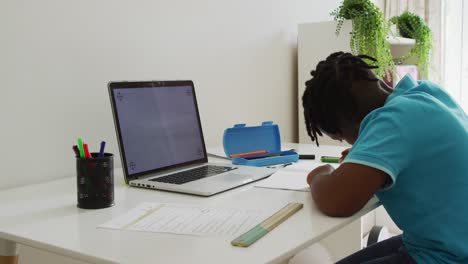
[444,0,468,111]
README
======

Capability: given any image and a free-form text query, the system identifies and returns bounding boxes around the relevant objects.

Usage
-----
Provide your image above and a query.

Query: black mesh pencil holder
[76,153,114,209]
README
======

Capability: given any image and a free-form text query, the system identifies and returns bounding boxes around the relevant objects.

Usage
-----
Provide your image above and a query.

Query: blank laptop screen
[112,84,206,176]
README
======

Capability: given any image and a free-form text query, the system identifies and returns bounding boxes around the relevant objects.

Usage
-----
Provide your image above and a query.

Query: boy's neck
[353,79,392,120]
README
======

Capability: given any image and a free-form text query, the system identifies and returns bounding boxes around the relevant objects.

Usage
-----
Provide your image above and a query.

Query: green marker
[320,156,340,163]
[77,137,85,158]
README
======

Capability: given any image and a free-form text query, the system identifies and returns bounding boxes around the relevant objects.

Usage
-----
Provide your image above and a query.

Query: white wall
[1,0,342,191]
[2,1,341,263]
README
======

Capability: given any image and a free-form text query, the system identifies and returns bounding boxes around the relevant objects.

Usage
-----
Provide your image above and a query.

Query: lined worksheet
[98,203,272,237]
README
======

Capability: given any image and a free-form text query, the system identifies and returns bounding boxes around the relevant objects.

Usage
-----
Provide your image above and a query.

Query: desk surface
[0,144,379,264]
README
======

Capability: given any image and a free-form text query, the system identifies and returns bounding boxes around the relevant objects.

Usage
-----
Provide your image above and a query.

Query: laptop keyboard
[150,165,237,185]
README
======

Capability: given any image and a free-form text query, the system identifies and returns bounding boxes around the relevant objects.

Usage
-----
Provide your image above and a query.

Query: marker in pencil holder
[76,153,114,209]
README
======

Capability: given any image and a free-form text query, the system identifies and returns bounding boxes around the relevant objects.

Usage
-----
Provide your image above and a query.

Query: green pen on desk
[320,156,340,163]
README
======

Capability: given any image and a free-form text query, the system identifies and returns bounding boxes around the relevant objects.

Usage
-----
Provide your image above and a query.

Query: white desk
[0,144,379,264]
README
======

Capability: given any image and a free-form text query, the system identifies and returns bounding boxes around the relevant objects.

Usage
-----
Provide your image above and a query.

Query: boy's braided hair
[302,52,380,146]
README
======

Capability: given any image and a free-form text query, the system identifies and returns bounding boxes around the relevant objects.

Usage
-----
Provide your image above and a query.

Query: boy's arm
[307,163,389,217]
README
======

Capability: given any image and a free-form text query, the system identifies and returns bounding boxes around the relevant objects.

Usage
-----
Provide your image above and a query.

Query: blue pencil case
[223,121,299,167]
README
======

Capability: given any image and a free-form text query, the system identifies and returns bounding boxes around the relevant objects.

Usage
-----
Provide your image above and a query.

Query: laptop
[108,80,275,196]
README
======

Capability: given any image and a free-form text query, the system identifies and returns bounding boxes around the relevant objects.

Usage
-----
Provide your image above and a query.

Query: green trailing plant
[390,11,432,77]
[331,0,394,78]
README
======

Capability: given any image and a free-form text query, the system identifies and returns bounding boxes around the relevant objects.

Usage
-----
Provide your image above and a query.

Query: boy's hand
[307,162,389,217]
[307,164,335,185]
[339,148,351,163]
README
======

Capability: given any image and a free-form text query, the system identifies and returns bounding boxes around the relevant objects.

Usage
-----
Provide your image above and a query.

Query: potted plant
[331,0,394,78]
[390,11,432,77]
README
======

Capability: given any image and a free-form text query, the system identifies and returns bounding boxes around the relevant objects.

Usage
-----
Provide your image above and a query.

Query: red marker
[83,143,92,158]
[230,150,268,158]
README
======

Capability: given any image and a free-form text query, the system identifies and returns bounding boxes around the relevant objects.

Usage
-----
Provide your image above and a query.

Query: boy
[302,52,468,263]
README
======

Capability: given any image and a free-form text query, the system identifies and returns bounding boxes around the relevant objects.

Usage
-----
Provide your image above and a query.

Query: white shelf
[388,36,416,46]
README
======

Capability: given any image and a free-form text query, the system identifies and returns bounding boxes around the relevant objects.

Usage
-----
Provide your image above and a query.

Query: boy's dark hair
[302,52,379,146]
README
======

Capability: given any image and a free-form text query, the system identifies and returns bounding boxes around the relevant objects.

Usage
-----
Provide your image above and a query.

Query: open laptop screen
[109,81,207,178]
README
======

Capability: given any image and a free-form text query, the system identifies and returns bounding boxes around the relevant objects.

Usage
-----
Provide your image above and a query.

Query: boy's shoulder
[375,80,447,119]
[362,94,422,127]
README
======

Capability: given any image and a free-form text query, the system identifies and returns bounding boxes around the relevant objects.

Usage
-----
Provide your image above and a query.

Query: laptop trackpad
[222,171,254,182]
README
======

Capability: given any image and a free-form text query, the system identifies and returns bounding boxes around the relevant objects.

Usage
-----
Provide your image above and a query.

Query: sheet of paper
[280,162,324,171]
[98,203,272,237]
[255,162,338,192]
[255,170,311,192]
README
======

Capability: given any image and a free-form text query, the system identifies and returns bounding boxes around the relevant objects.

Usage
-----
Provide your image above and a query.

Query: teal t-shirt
[343,75,468,263]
